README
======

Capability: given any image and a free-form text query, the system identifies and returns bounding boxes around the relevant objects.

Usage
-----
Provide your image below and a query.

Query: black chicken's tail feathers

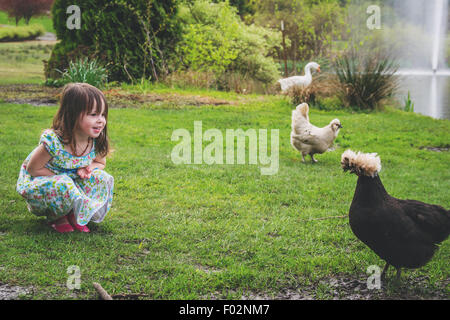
[402,199,450,244]
[341,150,381,177]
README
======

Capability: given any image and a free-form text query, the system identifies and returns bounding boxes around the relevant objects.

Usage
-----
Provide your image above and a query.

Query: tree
[183,0,256,19]
[251,0,346,73]
[214,0,256,18]
[0,0,54,25]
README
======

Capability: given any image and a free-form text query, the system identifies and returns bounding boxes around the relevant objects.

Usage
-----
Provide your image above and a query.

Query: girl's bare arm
[26,144,54,177]
[89,155,106,170]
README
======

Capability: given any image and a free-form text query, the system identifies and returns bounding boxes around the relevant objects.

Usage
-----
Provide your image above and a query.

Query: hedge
[0,24,45,42]
[45,0,182,83]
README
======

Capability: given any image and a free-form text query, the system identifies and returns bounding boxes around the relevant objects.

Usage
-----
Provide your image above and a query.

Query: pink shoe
[50,223,74,233]
[68,212,90,233]
[72,223,90,233]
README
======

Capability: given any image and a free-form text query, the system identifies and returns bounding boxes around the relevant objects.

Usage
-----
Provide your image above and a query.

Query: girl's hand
[77,166,92,179]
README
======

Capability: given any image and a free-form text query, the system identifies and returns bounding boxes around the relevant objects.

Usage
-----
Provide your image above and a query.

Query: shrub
[177,0,282,91]
[216,71,276,94]
[286,84,316,106]
[333,50,399,110]
[0,24,45,41]
[46,0,182,83]
[315,96,343,111]
[163,70,217,90]
[230,23,281,84]
[180,20,239,75]
[212,0,255,18]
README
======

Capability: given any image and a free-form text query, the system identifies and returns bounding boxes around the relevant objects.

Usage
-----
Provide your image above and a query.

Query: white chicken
[290,103,342,163]
[278,62,321,92]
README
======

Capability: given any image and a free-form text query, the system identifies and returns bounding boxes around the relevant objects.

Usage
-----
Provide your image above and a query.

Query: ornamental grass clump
[333,51,399,110]
[56,58,108,88]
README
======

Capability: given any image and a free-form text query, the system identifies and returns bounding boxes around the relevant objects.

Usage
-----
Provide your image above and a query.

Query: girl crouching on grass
[16,83,114,233]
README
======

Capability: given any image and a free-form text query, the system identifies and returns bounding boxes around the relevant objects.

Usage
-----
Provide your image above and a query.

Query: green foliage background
[46,0,182,82]
[252,0,347,72]
[44,0,350,86]
[0,24,45,42]
[177,0,282,85]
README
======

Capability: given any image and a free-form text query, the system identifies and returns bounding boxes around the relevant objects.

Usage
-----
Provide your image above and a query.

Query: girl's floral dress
[16,129,114,226]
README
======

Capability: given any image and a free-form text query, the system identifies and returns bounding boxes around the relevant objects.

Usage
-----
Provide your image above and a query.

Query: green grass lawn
[0,41,55,85]
[0,94,449,299]
[0,10,56,85]
[0,11,55,33]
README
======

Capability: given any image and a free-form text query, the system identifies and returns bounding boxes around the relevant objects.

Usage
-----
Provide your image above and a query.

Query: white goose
[278,62,321,92]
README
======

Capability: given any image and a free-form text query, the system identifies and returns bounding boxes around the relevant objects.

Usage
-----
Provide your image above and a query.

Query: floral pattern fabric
[16,129,114,226]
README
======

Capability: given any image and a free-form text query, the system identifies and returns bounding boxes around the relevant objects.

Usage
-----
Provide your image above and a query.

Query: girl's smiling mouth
[93,126,103,134]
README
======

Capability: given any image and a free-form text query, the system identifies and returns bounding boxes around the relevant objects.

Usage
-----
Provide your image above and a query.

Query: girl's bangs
[85,87,108,117]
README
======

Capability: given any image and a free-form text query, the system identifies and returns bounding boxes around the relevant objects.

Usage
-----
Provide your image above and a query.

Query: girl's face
[77,99,107,139]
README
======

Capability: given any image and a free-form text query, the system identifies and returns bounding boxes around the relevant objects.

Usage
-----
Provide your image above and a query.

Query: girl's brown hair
[52,83,110,157]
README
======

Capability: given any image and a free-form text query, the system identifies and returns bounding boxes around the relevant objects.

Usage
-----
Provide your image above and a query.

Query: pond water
[396,70,450,120]
[388,0,450,120]
[349,0,450,120]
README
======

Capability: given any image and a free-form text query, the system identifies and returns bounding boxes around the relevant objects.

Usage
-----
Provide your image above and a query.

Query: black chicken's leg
[381,262,390,280]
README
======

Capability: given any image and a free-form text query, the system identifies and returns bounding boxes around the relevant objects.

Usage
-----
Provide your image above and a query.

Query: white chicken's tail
[292,102,309,122]
[296,103,309,119]
[291,103,310,134]
[341,150,382,177]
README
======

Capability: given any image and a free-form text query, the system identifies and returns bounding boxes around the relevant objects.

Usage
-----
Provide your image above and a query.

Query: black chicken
[341,150,450,280]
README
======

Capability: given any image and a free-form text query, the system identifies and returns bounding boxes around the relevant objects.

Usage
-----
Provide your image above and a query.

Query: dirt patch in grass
[202,274,449,300]
[6,98,59,106]
[3,273,447,300]
[0,84,238,108]
[0,84,60,103]
[195,264,223,275]
[0,283,34,300]
[103,88,238,108]
[419,146,450,152]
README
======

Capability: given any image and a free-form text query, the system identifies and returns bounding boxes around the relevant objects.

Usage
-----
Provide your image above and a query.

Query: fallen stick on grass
[93,282,113,300]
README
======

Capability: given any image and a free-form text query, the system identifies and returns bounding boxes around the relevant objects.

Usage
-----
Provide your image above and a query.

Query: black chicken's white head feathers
[341,149,381,177]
